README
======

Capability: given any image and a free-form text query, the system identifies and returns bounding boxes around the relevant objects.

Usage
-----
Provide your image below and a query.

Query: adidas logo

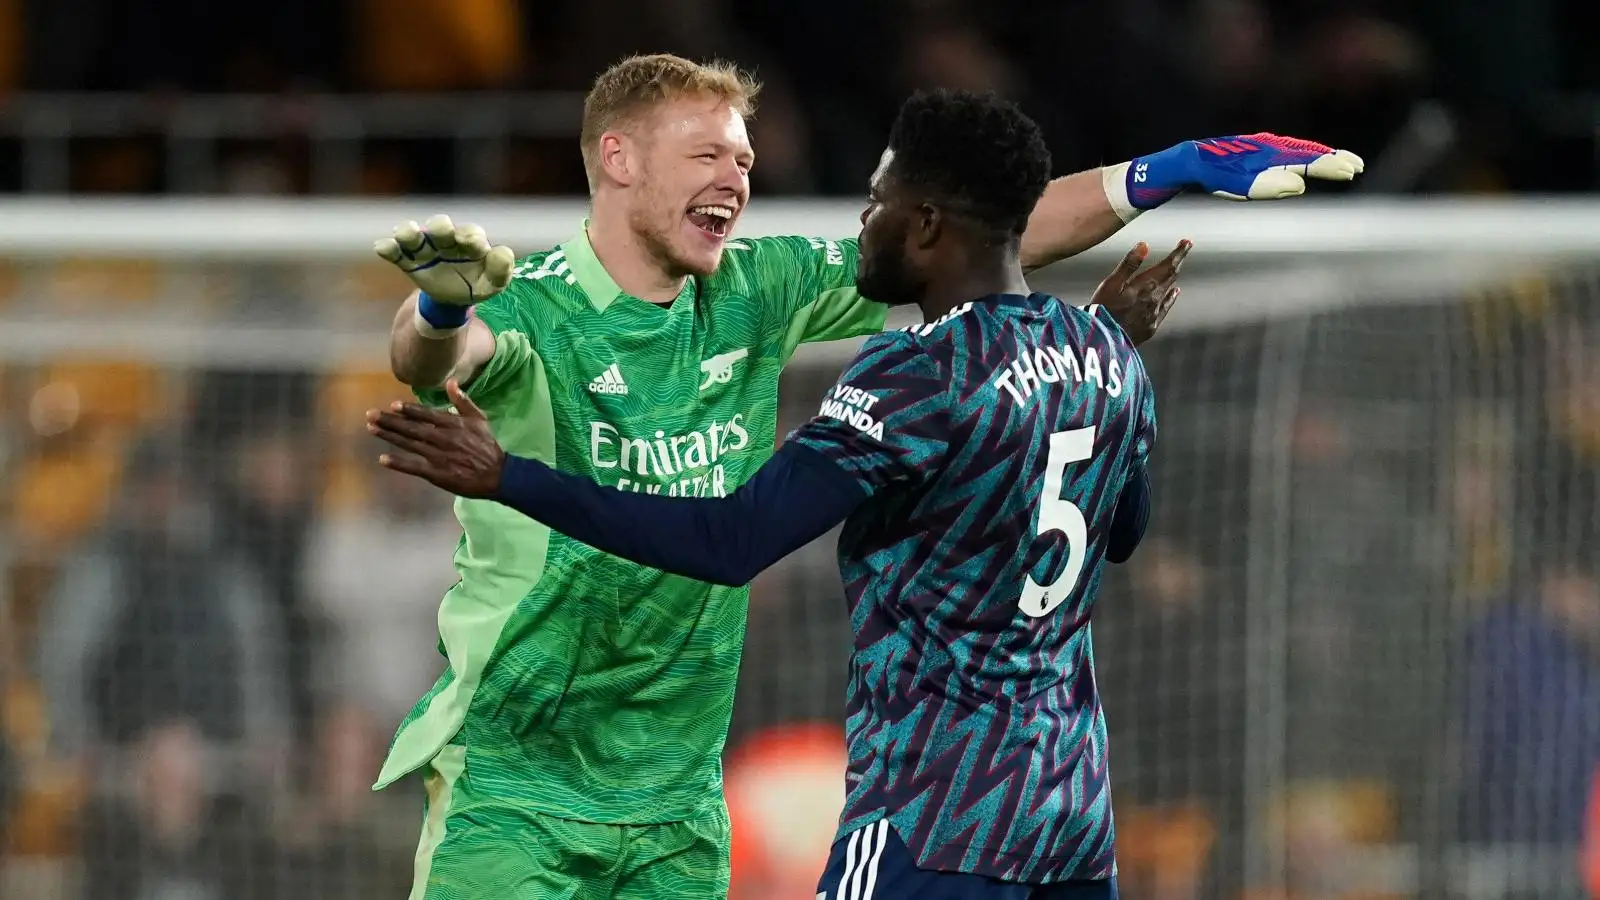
[587,363,629,395]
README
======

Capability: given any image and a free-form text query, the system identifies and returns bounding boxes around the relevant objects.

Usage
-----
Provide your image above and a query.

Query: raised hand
[1090,240,1189,346]
[1120,134,1365,214]
[374,214,516,307]
[367,381,506,499]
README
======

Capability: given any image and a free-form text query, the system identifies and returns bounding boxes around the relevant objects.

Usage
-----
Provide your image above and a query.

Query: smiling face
[580,55,760,282]
[621,94,753,278]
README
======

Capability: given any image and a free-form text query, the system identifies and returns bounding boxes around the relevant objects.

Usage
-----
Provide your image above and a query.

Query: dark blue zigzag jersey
[787,292,1157,883]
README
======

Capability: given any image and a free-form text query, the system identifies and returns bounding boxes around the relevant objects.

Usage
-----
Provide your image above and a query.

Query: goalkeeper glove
[1103,134,1365,222]
[375,214,516,337]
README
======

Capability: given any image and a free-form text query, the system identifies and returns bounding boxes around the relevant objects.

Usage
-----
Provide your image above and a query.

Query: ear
[598,131,636,187]
[914,203,943,251]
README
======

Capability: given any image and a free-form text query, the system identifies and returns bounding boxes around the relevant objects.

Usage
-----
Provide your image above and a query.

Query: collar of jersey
[977,292,1040,307]
[560,220,697,314]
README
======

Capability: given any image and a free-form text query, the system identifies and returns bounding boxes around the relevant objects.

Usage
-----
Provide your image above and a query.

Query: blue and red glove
[1103,133,1364,222]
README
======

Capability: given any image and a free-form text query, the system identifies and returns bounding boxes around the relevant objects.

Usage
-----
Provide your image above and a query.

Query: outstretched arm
[1019,134,1365,272]
[367,382,865,587]
[367,376,1152,581]
[1020,168,1128,271]
[494,444,863,586]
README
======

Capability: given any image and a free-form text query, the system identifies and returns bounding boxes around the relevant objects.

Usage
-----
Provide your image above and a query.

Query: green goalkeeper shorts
[409,745,731,900]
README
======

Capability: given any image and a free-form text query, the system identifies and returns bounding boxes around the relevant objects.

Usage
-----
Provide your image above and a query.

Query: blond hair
[580,54,761,191]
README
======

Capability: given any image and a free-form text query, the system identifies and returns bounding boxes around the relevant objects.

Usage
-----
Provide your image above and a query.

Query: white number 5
[1018,426,1096,618]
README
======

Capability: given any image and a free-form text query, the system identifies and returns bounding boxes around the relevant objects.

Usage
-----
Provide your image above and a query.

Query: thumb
[483,245,515,291]
[1244,168,1308,200]
[445,380,486,420]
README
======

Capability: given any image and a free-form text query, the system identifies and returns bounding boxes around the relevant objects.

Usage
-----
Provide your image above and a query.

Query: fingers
[367,410,440,450]
[1137,239,1192,283]
[365,398,476,442]
[372,427,435,461]
[1156,239,1192,273]
[392,219,426,255]
[375,218,427,262]
[1239,148,1364,201]
[455,224,491,258]
[445,381,487,420]
[396,401,463,428]
[1106,242,1148,285]
[1157,284,1180,319]
[426,214,498,259]
[379,215,504,273]
[367,400,459,437]
[484,245,515,289]
[378,451,435,481]
[1118,242,1149,273]
[1304,149,1365,181]
[425,214,457,251]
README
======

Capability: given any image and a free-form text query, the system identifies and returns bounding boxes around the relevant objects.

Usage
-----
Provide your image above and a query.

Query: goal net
[0,198,1594,900]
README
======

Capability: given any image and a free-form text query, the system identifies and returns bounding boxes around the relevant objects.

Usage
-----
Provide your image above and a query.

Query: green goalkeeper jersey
[374,223,885,824]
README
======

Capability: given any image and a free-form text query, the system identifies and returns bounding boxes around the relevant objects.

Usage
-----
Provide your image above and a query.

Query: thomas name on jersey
[813,306,1130,449]
[589,415,752,497]
[989,330,1127,405]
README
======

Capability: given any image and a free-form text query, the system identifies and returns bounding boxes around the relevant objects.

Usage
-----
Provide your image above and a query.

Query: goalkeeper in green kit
[373,54,1362,900]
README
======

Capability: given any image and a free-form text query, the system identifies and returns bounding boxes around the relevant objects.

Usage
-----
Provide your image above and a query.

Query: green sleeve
[739,236,889,357]
[413,288,538,413]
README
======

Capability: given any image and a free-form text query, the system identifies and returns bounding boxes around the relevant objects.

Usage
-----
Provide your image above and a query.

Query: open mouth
[687,205,735,238]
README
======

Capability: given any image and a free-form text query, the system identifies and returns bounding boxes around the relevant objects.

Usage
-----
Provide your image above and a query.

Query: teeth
[690,205,734,219]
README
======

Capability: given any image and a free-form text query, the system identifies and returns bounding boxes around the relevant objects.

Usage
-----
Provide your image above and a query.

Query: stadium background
[0,1,1598,899]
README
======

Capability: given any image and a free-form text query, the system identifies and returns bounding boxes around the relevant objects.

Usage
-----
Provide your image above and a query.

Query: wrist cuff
[1101,161,1144,224]
[414,292,469,339]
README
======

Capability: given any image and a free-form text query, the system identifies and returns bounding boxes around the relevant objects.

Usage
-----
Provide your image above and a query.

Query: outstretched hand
[367,380,505,499]
[1125,134,1364,213]
[373,214,516,306]
[1090,240,1189,346]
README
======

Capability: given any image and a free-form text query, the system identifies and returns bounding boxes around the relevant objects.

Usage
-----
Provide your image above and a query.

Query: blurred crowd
[1086,284,1600,900]
[0,366,456,898]
[0,0,1596,195]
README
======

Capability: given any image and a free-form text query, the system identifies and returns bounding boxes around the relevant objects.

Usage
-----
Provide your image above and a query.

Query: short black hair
[885,89,1052,239]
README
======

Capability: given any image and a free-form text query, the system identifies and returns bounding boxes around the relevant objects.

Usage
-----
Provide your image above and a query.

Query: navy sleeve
[494,441,866,587]
[1105,464,1150,564]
